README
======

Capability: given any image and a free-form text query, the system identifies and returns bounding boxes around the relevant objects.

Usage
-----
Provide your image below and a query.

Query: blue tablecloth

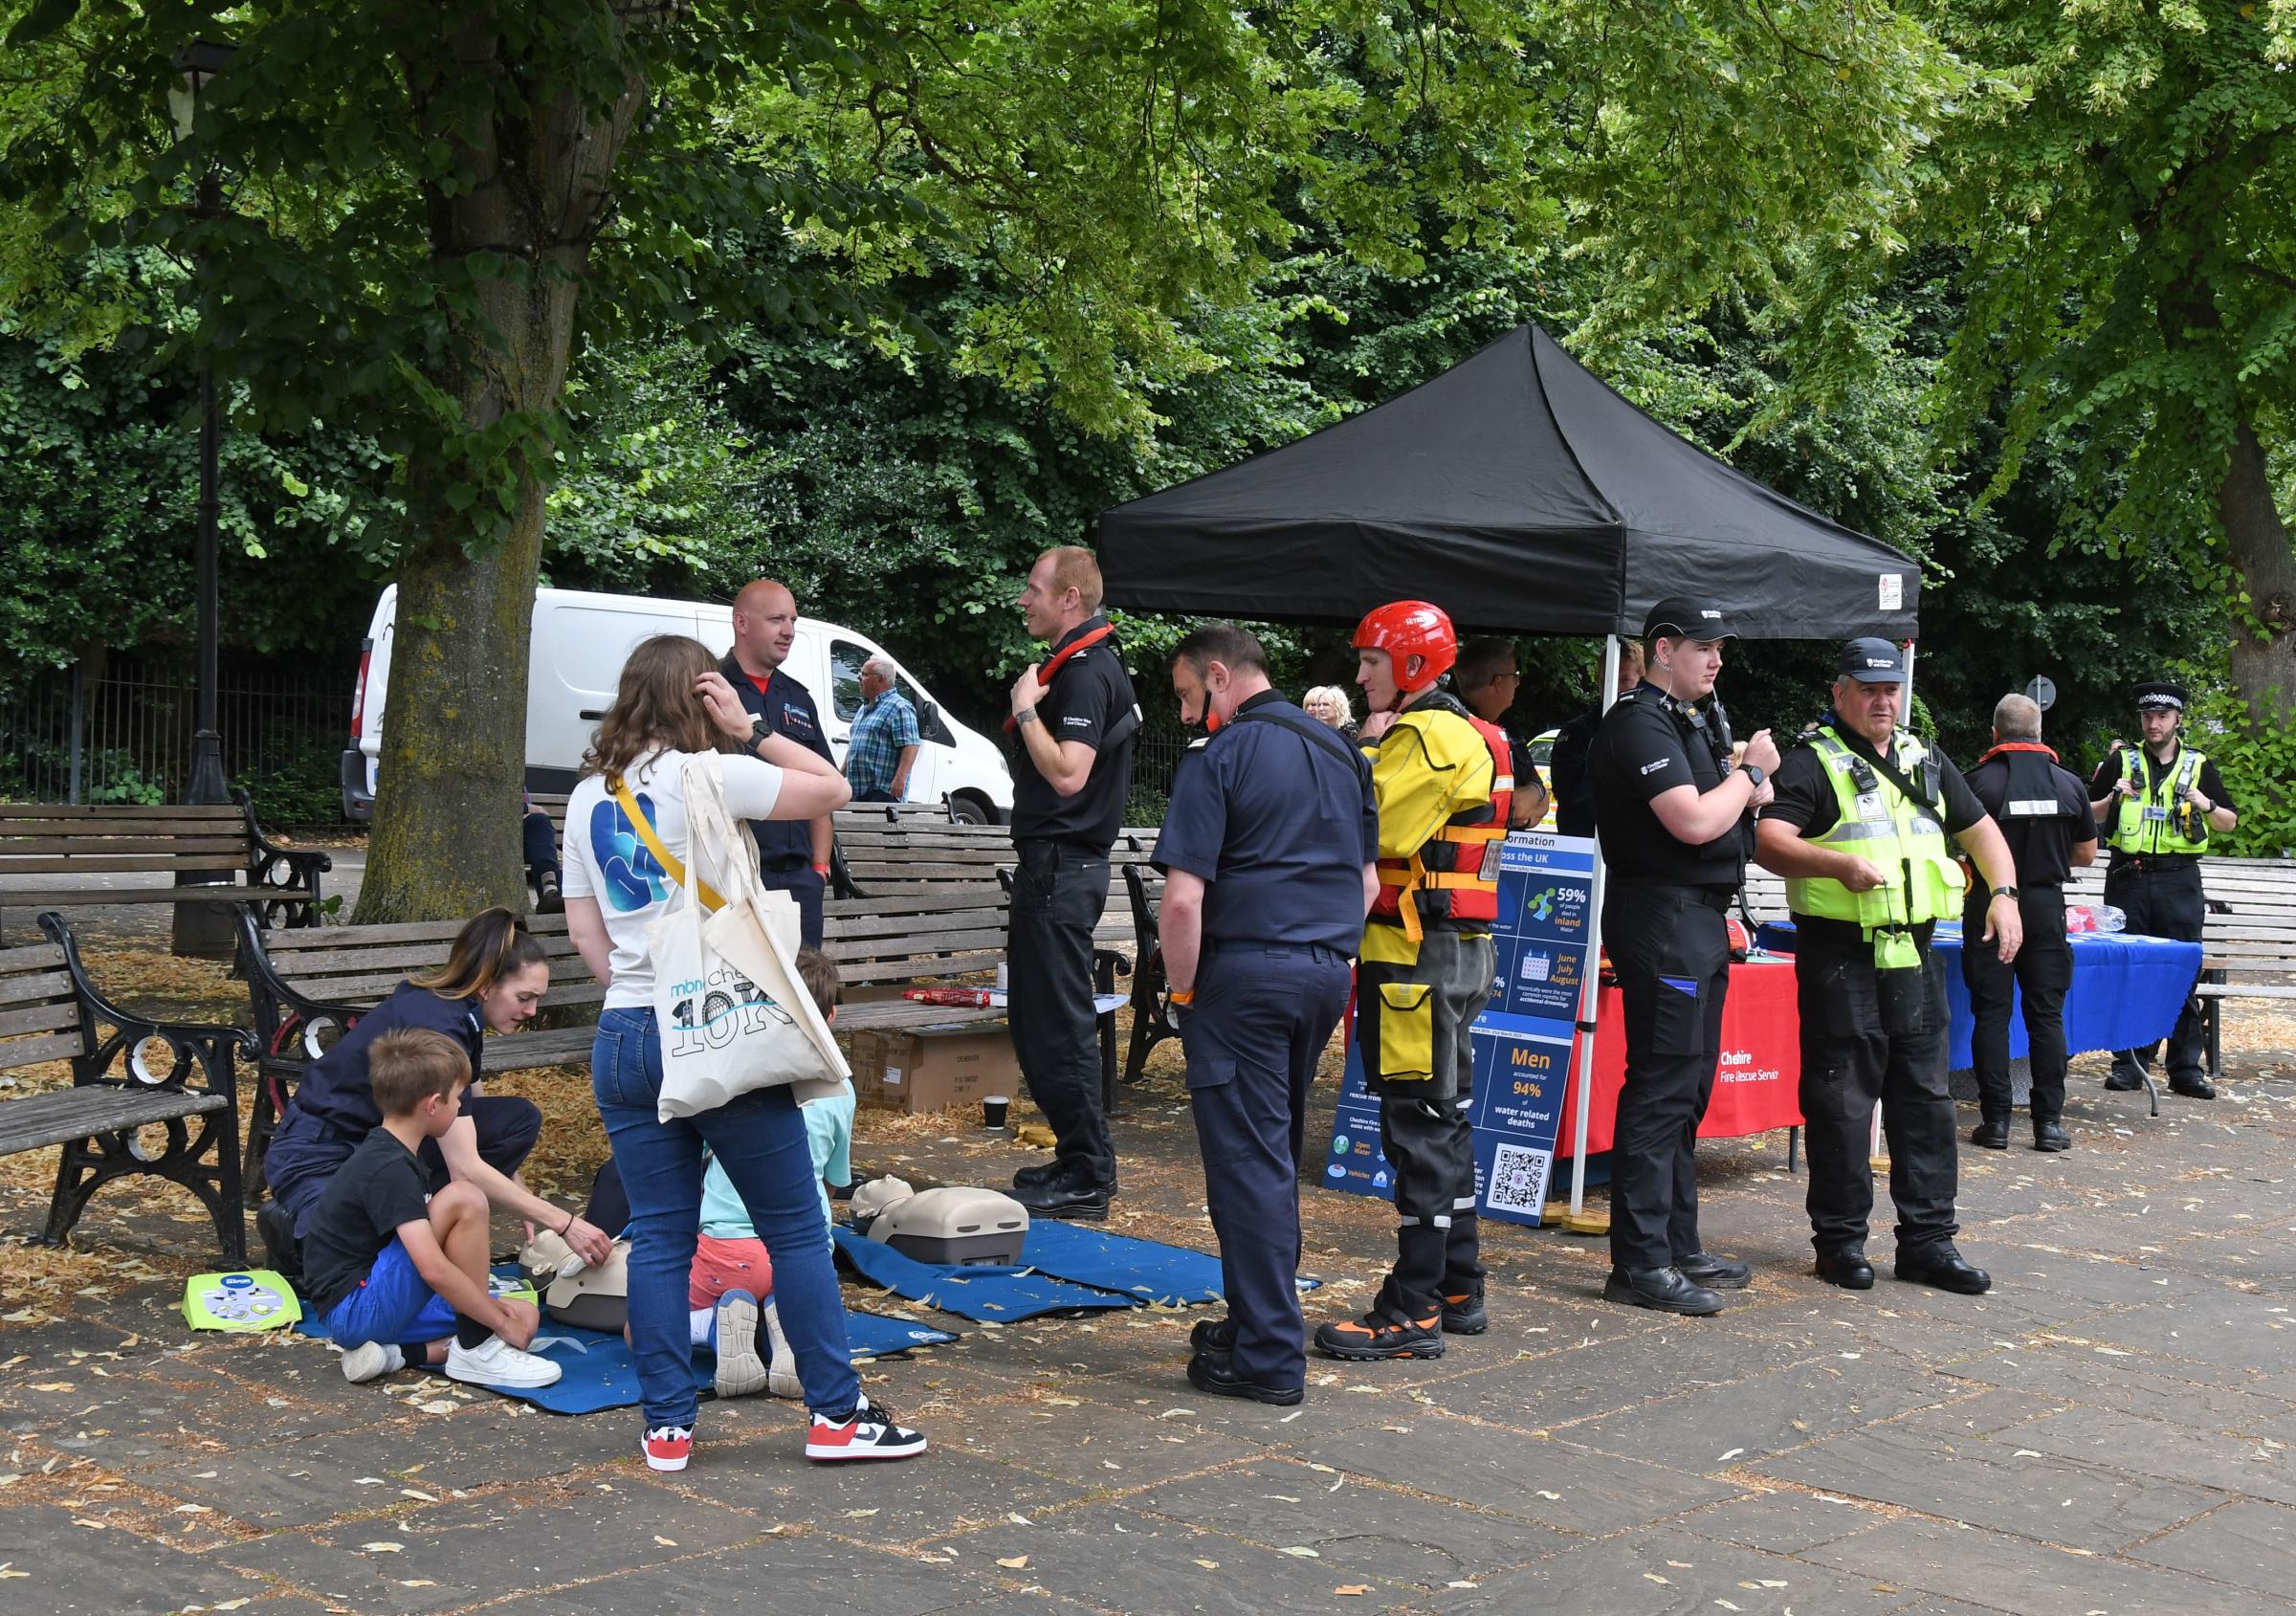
[1754,921,2201,1069]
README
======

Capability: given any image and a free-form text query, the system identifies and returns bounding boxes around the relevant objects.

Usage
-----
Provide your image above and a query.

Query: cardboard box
[848,1026,1020,1114]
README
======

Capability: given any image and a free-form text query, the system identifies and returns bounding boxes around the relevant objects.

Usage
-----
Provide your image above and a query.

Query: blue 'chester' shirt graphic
[590,792,670,911]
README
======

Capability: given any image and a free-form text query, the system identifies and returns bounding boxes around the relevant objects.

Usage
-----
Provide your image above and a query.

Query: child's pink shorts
[688,1234,773,1307]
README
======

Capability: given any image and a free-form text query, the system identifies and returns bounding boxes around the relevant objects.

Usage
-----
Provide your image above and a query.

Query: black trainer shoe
[2169,1074,2218,1099]
[1813,1249,1875,1290]
[1314,1309,1443,1361]
[1439,1289,1488,1335]
[1895,1245,1991,1295]
[1189,1316,1236,1353]
[1675,1251,1752,1290]
[1970,1117,2010,1149]
[1012,1178,1109,1221]
[1603,1267,1723,1317]
[535,874,565,915]
[1186,1349,1303,1406]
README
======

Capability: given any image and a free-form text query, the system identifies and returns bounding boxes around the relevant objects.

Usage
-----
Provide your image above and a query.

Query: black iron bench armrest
[39,912,251,1100]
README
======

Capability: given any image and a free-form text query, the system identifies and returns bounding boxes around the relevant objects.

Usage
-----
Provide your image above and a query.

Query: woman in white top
[562,634,925,1472]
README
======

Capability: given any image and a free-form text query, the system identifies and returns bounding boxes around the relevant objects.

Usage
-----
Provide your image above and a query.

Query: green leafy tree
[6,0,1964,918]
[1916,0,2296,731]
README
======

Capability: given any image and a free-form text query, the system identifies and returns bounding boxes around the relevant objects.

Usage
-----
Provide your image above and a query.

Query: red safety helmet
[1353,601,1458,693]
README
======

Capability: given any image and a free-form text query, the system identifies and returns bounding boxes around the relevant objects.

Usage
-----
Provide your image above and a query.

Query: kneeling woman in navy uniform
[264,908,614,1267]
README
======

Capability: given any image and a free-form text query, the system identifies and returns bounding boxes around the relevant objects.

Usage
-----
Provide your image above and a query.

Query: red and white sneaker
[806,1394,927,1463]
[642,1425,694,1472]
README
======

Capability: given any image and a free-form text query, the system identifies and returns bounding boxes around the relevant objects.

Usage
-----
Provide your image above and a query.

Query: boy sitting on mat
[683,947,858,1400]
[309,1029,562,1390]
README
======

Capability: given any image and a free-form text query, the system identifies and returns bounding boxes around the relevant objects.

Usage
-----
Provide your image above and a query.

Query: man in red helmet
[1315,601,1510,1361]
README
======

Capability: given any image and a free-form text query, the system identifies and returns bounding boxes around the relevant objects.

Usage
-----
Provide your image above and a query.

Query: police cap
[1837,637,1907,682]
[1641,597,1735,642]
[2133,680,2189,712]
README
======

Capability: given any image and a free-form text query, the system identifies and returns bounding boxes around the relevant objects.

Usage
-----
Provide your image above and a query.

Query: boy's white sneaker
[711,1290,769,1399]
[341,1341,405,1384]
[762,1297,801,1400]
[445,1335,562,1390]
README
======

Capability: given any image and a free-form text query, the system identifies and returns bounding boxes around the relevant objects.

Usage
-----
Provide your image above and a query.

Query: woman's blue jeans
[590,1007,859,1428]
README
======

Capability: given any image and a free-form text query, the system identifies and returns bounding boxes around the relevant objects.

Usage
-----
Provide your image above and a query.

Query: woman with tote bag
[562,634,926,1472]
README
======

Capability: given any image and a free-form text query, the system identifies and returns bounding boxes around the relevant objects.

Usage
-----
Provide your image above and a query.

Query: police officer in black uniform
[1587,599,1778,1316]
[1005,546,1139,1220]
[719,577,836,946]
[1152,624,1376,1405]
[1550,640,1644,839]
[1961,693,2096,1152]
[2088,680,2239,1099]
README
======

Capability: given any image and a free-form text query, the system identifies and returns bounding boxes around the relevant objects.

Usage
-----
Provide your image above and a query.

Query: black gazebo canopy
[1097,324,1919,642]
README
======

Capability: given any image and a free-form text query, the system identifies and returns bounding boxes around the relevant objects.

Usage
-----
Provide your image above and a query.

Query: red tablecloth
[1556,958,1802,1158]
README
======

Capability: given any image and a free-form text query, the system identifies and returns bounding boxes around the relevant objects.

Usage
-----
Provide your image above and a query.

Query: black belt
[1613,879,1737,911]
[1014,836,1108,859]
[2116,854,2199,873]
[1206,939,1350,962]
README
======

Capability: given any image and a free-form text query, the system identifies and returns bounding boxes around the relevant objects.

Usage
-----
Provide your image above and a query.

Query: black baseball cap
[2133,680,2189,712]
[1641,598,1735,641]
[1838,637,1907,682]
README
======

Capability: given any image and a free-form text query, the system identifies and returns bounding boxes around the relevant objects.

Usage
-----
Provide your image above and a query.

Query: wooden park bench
[233,888,1129,1192]
[0,913,248,1262]
[0,793,330,944]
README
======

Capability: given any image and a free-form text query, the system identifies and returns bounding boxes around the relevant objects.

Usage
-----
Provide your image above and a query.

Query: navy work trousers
[1007,840,1115,1188]
[1604,884,1732,1273]
[1181,941,1353,1392]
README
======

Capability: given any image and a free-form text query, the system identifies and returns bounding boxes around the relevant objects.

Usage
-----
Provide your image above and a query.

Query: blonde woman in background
[1303,685,1358,742]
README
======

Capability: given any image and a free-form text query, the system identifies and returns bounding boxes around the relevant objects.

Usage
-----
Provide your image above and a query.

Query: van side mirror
[919,700,954,747]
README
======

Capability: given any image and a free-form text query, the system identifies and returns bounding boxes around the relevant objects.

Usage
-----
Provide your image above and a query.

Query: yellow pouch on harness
[1373,982,1436,1082]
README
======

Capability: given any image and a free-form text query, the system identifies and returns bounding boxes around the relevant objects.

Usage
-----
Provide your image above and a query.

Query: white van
[341,585,1015,823]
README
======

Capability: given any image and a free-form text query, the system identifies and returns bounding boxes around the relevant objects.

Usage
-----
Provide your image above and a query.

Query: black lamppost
[169,37,237,957]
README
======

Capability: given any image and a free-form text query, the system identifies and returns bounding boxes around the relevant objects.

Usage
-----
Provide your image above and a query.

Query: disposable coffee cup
[995,963,1008,990]
[982,1096,1010,1129]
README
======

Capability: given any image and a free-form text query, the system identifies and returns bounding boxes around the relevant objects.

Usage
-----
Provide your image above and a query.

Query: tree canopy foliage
[4,1,2294,891]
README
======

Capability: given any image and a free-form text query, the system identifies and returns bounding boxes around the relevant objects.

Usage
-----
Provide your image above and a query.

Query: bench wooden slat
[0,836,252,856]
[0,886,260,908]
[0,804,242,821]
[0,1086,228,1154]
[0,999,80,1039]
[0,855,247,874]
[0,1030,94,1069]
[0,965,72,1009]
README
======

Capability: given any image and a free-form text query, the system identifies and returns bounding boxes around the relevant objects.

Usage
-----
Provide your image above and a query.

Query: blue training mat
[833,1225,1136,1320]
[299,1308,956,1416]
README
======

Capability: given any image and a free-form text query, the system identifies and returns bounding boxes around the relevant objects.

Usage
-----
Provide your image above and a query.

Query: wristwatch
[1992,885,2020,900]
[1741,764,1765,786]
[746,718,771,756]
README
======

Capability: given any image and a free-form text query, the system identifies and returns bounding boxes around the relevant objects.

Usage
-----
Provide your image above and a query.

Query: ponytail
[412,906,550,1001]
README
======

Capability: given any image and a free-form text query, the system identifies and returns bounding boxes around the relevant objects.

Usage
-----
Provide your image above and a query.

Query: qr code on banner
[1485,1142,1551,1215]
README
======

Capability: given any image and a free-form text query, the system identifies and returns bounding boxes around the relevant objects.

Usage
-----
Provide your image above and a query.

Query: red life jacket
[1368,696,1514,941]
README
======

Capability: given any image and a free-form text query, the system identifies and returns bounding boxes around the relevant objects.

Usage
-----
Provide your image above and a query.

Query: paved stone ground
[5,1015,2296,1613]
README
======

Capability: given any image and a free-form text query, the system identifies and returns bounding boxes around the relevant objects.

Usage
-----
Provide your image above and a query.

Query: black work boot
[1970,1115,2010,1150]
[1439,1287,1488,1335]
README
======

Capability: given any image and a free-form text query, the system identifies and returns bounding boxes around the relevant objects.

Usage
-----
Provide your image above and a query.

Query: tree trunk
[355,41,646,923]
[2219,418,2296,727]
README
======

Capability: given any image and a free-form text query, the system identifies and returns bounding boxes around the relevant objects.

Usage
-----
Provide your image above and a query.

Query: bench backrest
[0,941,85,1073]
[0,803,249,876]
[248,892,1026,1030]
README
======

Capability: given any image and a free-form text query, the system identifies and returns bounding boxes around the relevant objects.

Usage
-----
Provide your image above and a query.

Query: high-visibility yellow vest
[1783,728,1965,931]
[2106,743,2210,855]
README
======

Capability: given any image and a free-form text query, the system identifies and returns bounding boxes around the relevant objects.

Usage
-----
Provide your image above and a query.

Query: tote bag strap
[610,773,726,913]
